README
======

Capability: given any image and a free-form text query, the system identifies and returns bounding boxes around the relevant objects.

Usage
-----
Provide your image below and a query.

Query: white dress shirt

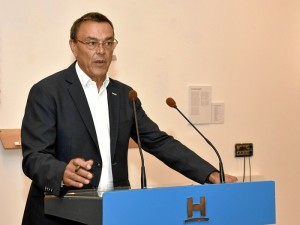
[76,63,113,191]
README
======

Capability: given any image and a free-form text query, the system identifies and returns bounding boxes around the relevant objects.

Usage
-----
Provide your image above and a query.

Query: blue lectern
[45,181,276,225]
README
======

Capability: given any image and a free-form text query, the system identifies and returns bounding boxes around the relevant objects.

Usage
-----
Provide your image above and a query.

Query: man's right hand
[63,158,94,188]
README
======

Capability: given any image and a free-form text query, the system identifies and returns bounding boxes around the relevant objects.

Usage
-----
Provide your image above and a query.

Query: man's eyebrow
[85,36,114,41]
[82,36,98,41]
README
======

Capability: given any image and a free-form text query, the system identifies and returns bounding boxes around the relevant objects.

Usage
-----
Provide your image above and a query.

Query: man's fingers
[63,170,91,187]
[75,165,81,173]
[73,158,93,171]
[64,178,84,188]
[74,166,93,180]
[63,158,94,187]
[225,174,238,183]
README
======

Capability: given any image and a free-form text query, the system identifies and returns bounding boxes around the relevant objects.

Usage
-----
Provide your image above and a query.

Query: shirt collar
[75,62,110,89]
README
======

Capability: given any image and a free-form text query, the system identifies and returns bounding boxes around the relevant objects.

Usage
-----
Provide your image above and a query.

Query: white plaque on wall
[188,85,212,124]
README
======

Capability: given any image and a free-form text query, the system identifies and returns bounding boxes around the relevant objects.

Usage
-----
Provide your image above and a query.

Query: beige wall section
[0,0,299,224]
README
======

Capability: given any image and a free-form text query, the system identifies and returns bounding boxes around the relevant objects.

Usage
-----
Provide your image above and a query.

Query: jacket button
[96,162,101,167]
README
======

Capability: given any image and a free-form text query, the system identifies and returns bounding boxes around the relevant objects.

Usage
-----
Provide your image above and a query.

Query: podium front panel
[102,181,275,225]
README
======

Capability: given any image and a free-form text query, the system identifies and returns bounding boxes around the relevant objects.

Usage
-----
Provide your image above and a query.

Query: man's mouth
[94,59,105,64]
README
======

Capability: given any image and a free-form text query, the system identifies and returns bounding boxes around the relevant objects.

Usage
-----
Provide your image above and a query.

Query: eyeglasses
[75,39,118,51]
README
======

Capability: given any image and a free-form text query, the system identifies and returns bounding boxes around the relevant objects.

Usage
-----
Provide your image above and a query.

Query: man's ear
[69,39,77,58]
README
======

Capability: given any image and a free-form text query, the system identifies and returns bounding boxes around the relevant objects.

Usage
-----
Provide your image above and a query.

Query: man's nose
[96,43,105,54]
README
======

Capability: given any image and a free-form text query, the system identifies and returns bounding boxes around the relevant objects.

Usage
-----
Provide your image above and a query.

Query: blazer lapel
[107,80,120,159]
[63,64,99,149]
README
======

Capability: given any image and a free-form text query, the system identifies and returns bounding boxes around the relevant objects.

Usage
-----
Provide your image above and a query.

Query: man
[21,12,237,225]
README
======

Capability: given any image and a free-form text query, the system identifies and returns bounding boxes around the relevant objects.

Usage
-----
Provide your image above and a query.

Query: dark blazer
[21,62,217,225]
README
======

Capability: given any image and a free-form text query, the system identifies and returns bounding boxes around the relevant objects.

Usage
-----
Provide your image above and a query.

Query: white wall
[0,0,299,224]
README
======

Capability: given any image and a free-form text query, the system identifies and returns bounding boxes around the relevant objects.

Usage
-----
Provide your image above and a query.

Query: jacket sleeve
[21,82,66,196]
[130,97,217,184]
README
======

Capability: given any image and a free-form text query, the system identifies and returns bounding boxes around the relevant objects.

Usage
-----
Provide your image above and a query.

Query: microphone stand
[130,91,147,189]
[170,101,225,184]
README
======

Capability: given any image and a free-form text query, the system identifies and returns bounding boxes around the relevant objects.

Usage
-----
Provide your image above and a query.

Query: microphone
[166,97,225,184]
[129,90,147,189]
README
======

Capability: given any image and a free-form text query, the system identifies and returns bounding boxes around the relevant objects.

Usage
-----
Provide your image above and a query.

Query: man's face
[70,21,115,81]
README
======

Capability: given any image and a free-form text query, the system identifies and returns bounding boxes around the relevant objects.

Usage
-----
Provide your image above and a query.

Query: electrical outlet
[235,143,253,157]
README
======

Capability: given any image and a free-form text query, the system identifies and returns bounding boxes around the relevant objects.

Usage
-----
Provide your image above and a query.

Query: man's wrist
[206,171,219,184]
